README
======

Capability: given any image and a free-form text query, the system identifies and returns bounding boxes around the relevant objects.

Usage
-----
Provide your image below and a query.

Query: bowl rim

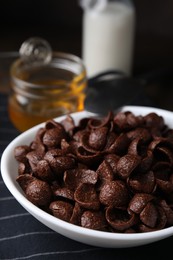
[1,106,173,245]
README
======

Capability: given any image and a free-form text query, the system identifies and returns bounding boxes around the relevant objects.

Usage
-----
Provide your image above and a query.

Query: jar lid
[19,37,52,67]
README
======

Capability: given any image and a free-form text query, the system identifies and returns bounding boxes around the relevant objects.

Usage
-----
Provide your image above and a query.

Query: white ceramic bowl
[1,106,173,248]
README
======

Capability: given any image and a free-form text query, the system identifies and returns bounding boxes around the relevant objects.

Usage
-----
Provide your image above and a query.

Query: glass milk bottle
[80,0,135,77]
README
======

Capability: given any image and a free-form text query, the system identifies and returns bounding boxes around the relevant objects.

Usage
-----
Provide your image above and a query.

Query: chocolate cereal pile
[14,111,173,233]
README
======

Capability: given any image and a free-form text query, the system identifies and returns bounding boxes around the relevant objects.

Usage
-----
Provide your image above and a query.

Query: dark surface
[0,0,173,74]
[0,93,173,259]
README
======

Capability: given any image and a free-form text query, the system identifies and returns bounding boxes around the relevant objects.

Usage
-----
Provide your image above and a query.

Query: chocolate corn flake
[43,127,66,148]
[49,201,73,222]
[53,187,74,201]
[139,202,158,228]
[106,207,138,231]
[15,111,173,233]
[14,145,31,163]
[99,180,129,207]
[25,179,52,206]
[117,154,141,179]
[74,183,100,210]
[64,169,98,190]
[96,160,114,185]
[81,210,107,231]
[128,170,155,194]
[70,202,83,225]
[128,193,154,214]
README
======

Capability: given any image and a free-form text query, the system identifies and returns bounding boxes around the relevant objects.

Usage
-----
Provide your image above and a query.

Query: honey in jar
[9,51,87,132]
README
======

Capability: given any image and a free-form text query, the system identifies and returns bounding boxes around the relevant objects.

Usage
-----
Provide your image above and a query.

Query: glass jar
[8,52,87,132]
[80,0,135,77]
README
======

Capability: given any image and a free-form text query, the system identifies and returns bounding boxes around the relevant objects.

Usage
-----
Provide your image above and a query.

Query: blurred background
[0,0,173,75]
[1,0,173,110]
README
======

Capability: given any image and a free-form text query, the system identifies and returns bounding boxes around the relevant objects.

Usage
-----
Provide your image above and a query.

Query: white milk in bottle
[81,0,135,77]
